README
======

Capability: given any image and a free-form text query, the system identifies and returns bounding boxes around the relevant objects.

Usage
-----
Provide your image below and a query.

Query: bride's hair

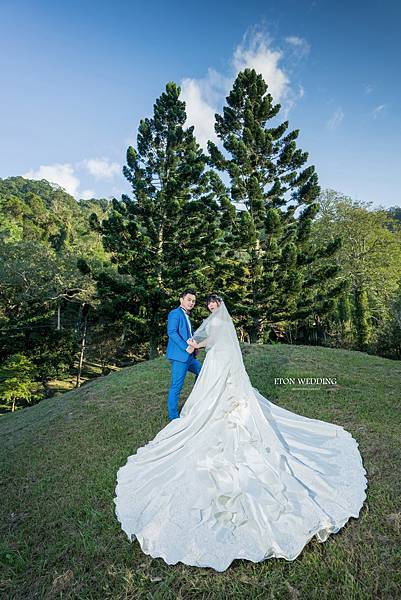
[206,293,223,307]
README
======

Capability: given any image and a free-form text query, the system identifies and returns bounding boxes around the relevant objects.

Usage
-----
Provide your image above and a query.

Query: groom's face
[180,293,196,312]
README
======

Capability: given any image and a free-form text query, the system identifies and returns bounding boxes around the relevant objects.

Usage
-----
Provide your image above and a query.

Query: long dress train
[113,302,367,572]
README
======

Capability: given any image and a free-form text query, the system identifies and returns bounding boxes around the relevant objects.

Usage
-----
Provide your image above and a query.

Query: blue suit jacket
[166,307,194,363]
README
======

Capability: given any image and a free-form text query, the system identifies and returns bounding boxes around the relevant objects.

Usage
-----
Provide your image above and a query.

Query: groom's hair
[180,288,197,298]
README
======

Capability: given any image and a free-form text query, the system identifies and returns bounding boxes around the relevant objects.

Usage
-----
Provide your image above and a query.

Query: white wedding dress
[114,302,367,572]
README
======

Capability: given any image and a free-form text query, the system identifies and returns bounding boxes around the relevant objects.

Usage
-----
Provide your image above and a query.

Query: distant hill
[1,343,400,599]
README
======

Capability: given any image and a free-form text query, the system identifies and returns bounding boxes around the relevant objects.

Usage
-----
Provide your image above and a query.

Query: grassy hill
[1,344,400,599]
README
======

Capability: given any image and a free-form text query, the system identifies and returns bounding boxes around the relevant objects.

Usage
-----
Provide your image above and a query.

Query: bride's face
[208,300,221,312]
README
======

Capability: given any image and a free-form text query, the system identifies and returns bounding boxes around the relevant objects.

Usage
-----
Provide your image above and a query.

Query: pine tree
[208,68,342,342]
[93,82,222,358]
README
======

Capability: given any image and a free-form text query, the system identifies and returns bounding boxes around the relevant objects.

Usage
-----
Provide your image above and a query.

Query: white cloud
[80,189,95,200]
[364,83,374,95]
[371,104,386,119]
[285,35,311,57]
[181,27,307,148]
[80,157,120,179]
[23,163,80,197]
[326,107,344,130]
[233,29,305,119]
[233,29,290,102]
[181,80,216,148]
[181,69,230,148]
[22,156,123,199]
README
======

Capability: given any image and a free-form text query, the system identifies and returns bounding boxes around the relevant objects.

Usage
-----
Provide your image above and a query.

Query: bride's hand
[187,338,199,348]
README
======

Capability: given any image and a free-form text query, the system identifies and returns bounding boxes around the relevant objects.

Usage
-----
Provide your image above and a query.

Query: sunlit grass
[1,344,400,599]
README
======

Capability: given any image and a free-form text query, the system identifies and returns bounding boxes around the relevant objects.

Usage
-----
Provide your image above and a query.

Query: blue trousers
[167,355,202,420]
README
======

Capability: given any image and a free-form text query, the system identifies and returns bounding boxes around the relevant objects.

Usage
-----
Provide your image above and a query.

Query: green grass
[1,344,400,599]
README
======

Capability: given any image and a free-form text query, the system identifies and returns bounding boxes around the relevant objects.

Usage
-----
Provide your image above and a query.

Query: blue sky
[1,0,400,208]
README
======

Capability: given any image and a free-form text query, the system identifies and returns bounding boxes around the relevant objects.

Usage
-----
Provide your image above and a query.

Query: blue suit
[166,307,202,420]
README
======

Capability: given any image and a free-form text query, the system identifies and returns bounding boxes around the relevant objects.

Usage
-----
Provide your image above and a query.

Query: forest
[1,69,400,412]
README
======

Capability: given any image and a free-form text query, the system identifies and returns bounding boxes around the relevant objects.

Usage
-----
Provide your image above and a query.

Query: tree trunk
[76,305,89,388]
[56,303,61,330]
[149,335,159,360]
[249,236,264,343]
[249,315,263,343]
[120,324,127,345]
[156,226,164,286]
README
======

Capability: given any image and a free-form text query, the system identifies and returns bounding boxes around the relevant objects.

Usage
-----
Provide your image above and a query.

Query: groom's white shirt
[180,306,192,337]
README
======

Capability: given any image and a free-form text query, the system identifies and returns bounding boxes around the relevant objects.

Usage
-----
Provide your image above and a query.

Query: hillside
[1,344,400,599]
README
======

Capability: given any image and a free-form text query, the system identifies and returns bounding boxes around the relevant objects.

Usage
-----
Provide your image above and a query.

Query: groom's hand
[186,345,195,354]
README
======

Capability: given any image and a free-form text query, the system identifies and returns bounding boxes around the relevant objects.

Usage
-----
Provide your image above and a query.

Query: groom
[166,289,202,420]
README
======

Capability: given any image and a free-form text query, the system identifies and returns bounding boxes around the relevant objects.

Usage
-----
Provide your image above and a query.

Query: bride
[114,295,367,572]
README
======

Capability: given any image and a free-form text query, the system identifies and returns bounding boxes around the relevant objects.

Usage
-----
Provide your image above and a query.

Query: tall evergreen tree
[94,82,223,358]
[208,68,342,342]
